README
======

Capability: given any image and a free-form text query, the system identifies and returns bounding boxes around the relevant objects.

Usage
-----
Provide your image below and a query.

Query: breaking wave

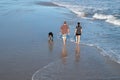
[93,13,120,26]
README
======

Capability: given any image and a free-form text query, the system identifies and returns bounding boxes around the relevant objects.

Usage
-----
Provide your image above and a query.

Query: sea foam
[52,1,86,17]
[93,13,120,26]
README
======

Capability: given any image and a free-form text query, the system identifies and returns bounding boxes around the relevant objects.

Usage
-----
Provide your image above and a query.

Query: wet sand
[0,1,120,80]
[32,41,120,80]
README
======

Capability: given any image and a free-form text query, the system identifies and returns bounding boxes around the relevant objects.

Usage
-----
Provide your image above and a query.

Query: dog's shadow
[48,39,54,53]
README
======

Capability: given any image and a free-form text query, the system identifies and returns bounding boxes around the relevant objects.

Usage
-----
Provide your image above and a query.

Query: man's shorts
[62,34,67,38]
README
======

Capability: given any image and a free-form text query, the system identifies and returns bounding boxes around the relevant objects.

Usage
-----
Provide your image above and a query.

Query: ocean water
[51,0,120,64]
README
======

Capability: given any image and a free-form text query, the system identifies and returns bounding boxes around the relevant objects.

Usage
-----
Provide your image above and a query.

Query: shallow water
[51,0,120,64]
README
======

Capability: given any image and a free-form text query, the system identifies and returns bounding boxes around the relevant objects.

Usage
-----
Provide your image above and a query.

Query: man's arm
[67,25,70,34]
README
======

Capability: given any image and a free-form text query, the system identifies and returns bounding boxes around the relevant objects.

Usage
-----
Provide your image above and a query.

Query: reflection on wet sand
[48,40,54,53]
[61,45,67,64]
[60,44,80,64]
[75,44,80,62]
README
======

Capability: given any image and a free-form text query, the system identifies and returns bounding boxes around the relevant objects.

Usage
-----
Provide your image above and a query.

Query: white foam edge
[32,62,56,80]
[106,18,120,26]
[93,13,120,26]
[81,43,120,64]
[52,1,86,18]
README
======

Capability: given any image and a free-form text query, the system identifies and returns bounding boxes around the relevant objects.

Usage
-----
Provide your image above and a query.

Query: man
[60,21,70,45]
[75,22,82,44]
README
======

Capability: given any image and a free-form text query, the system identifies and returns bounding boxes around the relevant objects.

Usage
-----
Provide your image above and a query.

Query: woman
[75,22,82,44]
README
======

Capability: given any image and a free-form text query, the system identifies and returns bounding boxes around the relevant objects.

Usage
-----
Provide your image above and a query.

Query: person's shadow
[75,44,80,62]
[61,44,67,64]
[48,40,54,53]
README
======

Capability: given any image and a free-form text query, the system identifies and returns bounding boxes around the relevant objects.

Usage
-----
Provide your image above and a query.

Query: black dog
[48,32,53,41]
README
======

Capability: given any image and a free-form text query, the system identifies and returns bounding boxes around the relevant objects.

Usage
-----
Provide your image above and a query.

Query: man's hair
[64,21,67,24]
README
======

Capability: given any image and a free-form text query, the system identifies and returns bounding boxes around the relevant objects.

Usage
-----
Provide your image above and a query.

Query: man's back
[61,24,69,34]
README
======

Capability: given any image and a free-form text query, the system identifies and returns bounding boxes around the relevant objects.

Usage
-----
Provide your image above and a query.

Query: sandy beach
[0,1,120,80]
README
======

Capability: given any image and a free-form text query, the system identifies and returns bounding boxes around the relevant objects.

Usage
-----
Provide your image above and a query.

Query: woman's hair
[78,22,80,25]
[77,22,80,27]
